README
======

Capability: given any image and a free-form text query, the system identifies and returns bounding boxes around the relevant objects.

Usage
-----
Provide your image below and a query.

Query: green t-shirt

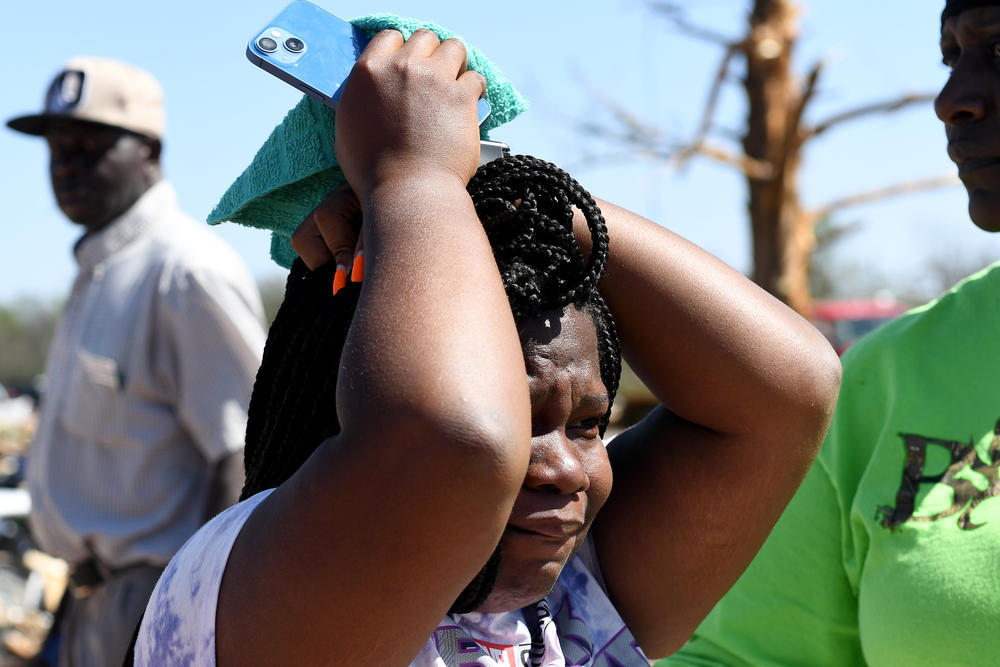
[664,263,1000,667]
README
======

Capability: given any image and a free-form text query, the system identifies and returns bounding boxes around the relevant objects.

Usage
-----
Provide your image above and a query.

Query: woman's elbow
[785,330,843,453]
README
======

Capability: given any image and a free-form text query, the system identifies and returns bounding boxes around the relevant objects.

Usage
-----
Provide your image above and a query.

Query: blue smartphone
[247,0,492,125]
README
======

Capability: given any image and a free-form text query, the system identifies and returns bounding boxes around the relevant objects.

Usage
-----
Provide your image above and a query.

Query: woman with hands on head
[133,28,841,666]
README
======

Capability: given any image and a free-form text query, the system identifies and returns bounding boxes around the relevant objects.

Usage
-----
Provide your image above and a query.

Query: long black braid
[469,154,621,432]
[239,154,622,627]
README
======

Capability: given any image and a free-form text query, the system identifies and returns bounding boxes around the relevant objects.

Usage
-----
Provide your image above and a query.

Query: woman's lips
[506,515,585,540]
[957,156,1000,175]
[948,141,1000,176]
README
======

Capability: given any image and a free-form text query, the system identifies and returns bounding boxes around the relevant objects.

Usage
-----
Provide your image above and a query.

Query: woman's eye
[571,418,602,438]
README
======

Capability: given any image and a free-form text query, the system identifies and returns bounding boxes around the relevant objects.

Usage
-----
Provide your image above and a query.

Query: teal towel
[207,13,529,268]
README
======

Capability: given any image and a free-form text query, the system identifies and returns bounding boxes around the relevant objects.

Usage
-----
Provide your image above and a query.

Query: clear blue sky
[1,0,995,303]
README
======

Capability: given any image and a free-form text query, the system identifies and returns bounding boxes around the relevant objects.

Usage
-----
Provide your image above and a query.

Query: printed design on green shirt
[878,419,1000,531]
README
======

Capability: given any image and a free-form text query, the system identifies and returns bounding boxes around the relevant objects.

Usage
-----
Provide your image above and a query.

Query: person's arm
[216,31,532,666]
[584,200,842,657]
[663,457,865,666]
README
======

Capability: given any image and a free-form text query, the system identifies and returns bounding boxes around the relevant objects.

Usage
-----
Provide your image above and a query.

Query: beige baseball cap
[7,56,165,139]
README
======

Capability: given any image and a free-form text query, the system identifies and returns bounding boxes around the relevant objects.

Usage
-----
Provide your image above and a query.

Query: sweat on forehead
[942,0,1000,26]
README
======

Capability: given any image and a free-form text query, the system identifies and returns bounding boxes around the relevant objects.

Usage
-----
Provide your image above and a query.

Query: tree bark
[586,0,947,318]
[742,0,813,315]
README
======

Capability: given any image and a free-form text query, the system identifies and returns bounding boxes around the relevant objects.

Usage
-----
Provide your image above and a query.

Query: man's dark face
[937,7,1000,231]
[43,119,159,233]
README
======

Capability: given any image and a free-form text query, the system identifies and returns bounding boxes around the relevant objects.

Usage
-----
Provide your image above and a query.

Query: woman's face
[478,305,613,613]
[937,6,1000,230]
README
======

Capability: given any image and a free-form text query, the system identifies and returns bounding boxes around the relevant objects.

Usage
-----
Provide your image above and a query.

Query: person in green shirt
[665,1,1000,665]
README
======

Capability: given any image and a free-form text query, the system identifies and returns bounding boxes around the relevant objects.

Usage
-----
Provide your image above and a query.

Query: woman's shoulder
[814,262,1000,512]
[133,489,275,666]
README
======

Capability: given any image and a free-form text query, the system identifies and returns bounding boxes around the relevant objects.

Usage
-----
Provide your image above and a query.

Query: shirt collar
[74,180,177,271]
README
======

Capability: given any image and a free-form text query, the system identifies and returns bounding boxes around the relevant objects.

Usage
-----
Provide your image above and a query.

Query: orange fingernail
[351,253,364,283]
[332,267,347,295]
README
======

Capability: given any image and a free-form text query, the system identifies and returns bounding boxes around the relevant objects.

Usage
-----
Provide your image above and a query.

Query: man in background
[6,57,266,666]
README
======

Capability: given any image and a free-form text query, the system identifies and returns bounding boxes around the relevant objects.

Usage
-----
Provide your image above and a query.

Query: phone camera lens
[284,37,305,53]
[257,37,278,52]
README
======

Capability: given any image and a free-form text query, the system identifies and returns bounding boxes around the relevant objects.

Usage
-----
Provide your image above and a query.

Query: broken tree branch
[648,1,740,46]
[811,173,959,220]
[674,43,744,169]
[788,59,823,146]
[804,92,936,140]
[685,143,775,179]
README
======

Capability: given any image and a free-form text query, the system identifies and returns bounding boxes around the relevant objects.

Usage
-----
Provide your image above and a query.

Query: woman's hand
[334,29,487,199]
[291,181,363,289]
[295,30,488,286]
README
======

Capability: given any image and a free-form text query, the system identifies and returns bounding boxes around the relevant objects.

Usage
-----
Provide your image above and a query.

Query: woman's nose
[935,62,989,126]
[523,431,589,495]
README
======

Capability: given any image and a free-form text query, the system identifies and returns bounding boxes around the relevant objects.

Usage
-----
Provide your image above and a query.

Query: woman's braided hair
[239,154,622,612]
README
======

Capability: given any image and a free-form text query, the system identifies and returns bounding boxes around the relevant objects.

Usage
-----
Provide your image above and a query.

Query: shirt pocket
[60,349,126,445]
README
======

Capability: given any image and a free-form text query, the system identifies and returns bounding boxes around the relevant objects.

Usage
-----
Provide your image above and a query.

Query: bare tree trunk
[586,1,949,318]
[742,0,812,315]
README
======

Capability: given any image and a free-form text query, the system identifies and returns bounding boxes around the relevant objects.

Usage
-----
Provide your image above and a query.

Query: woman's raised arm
[216,31,532,666]
[586,199,842,657]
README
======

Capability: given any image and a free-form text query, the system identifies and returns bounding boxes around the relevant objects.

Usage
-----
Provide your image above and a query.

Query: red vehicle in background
[812,298,908,356]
